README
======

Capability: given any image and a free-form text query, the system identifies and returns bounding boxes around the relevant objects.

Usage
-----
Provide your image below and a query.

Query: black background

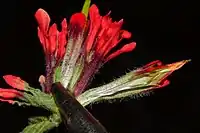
[0,0,198,133]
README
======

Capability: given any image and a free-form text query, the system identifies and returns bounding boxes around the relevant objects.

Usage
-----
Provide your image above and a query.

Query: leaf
[22,87,58,113]
[81,0,91,18]
[77,60,189,106]
[22,114,61,133]
[21,120,56,133]
[28,116,48,124]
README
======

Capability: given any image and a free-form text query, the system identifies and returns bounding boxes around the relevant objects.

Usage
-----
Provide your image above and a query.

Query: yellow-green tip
[81,0,91,18]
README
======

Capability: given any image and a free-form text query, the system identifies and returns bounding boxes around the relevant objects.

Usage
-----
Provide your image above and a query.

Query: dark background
[0,0,198,133]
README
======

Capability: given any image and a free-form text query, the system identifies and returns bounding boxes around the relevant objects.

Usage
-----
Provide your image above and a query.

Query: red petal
[35,8,50,33]
[3,75,25,90]
[105,42,136,62]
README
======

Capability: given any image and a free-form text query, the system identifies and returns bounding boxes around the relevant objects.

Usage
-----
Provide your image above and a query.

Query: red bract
[3,75,25,90]
[0,75,25,104]
[0,89,23,104]
[35,9,68,93]
[74,5,136,96]
[35,8,67,62]
[0,89,22,98]
[85,5,136,62]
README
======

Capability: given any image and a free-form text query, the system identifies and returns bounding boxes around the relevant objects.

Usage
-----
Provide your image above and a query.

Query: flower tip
[35,8,49,19]
[90,4,98,10]
[69,13,86,34]
[3,75,14,81]
[61,18,67,29]
[122,42,136,52]
[122,30,132,38]
[35,8,50,33]
[167,60,190,71]
[3,75,25,90]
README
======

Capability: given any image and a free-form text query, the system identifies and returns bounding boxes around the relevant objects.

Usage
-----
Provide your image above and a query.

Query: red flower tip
[90,4,99,15]
[69,13,86,37]
[105,42,136,62]
[35,8,50,33]
[3,75,25,90]
[0,89,22,98]
[121,30,132,38]
[61,18,67,32]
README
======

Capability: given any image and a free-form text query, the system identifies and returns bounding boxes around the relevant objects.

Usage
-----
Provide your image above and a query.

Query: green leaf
[21,120,56,133]
[22,114,61,133]
[81,0,91,18]
[16,87,58,113]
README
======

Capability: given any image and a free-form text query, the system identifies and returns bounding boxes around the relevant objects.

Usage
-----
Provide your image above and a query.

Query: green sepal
[81,0,91,18]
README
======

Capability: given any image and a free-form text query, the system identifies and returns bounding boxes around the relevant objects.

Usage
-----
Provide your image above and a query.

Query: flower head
[0,1,189,133]
[58,5,136,96]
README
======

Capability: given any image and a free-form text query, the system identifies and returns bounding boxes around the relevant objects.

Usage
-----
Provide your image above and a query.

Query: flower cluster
[0,1,189,133]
